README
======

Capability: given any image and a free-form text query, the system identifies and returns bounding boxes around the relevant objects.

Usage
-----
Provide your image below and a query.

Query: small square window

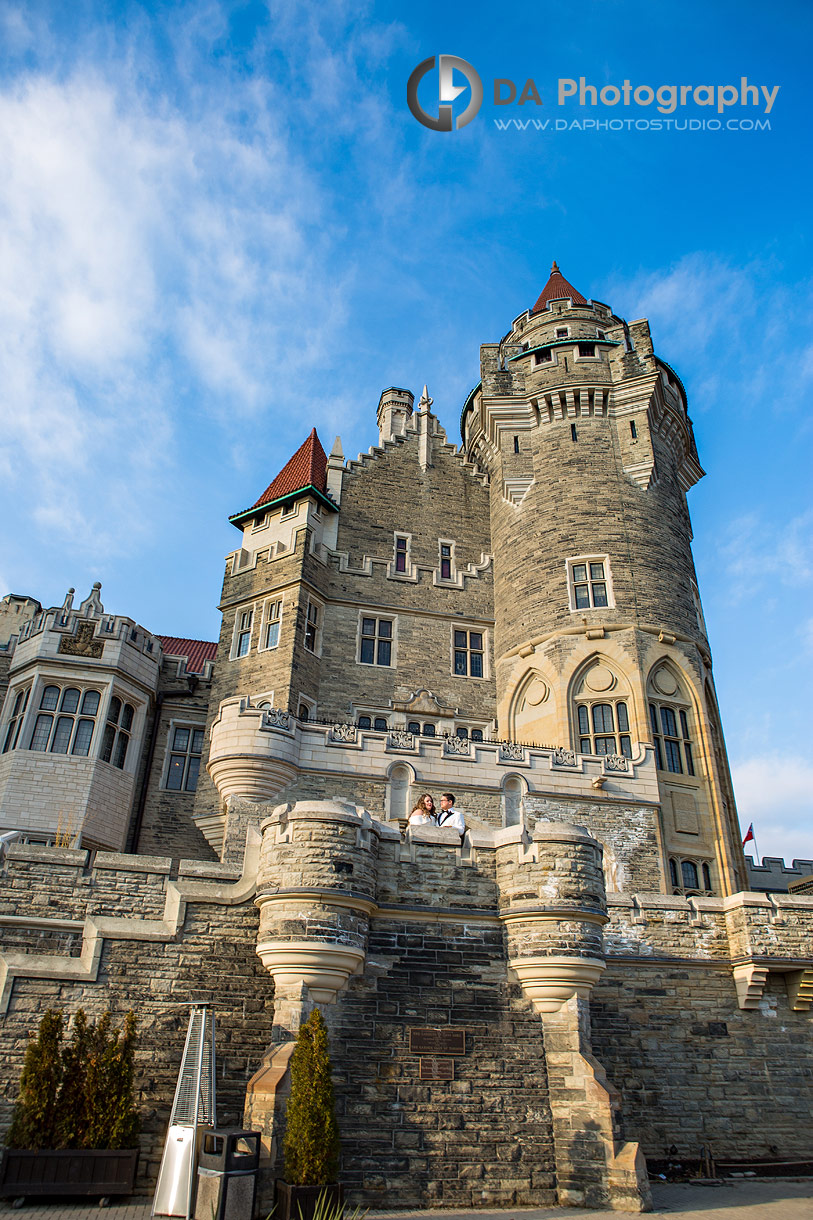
[556,327,569,338]
[535,348,552,364]
[567,557,613,612]
[578,343,596,358]
[281,502,297,518]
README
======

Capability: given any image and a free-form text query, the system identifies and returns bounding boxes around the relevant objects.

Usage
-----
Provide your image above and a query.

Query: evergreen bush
[6,1009,63,1150]
[283,1009,340,1185]
[6,1008,140,1151]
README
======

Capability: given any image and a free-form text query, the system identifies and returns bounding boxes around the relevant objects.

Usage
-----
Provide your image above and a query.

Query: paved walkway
[0,1179,810,1219]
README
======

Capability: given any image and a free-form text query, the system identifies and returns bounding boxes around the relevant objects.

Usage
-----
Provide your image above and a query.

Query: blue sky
[1,0,811,861]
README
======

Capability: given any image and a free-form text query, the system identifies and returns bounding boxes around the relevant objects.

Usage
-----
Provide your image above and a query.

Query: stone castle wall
[0,806,810,1210]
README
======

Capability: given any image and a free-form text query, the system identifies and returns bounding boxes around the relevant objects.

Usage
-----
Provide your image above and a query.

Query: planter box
[0,1147,139,1202]
[275,1180,343,1220]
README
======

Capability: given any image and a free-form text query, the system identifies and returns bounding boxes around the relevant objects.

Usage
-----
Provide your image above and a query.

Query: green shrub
[6,1008,140,1150]
[283,1009,340,1185]
[6,1009,63,1150]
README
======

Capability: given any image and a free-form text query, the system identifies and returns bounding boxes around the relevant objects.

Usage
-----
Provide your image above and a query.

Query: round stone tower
[255,799,379,1005]
[463,264,745,895]
[496,820,608,1011]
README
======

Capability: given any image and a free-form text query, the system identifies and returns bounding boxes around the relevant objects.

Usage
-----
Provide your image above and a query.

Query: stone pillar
[496,821,651,1212]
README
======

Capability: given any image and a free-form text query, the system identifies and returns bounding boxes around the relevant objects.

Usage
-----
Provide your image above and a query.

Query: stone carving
[388,730,415,750]
[444,735,470,756]
[330,723,357,743]
[500,743,525,761]
[57,621,104,659]
[552,748,577,767]
[261,708,291,730]
[604,754,629,772]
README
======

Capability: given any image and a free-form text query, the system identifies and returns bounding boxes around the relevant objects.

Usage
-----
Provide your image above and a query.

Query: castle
[0,264,811,1212]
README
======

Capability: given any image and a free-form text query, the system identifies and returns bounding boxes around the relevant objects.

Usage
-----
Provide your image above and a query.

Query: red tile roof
[230,429,330,524]
[532,261,588,312]
[158,636,218,674]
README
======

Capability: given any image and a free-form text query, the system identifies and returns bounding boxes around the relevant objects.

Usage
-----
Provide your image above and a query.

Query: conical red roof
[532,261,587,312]
[230,428,331,524]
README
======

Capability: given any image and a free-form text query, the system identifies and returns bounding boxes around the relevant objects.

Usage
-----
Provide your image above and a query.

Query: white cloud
[731,754,813,863]
[602,254,813,417]
[0,59,348,564]
[716,509,813,602]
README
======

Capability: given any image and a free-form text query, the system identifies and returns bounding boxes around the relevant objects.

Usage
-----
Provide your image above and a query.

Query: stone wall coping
[259,800,377,833]
[5,844,88,866]
[93,851,173,875]
[532,821,598,846]
[370,819,403,842]
[768,892,813,909]
[492,825,526,847]
[178,860,243,880]
[721,891,774,910]
[406,823,464,845]
[605,894,636,908]
[0,914,84,932]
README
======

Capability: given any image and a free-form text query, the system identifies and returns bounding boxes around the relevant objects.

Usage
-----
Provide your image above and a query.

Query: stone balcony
[206,694,661,807]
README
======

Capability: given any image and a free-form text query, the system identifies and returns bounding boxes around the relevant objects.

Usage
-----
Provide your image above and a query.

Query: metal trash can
[194,1129,260,1220]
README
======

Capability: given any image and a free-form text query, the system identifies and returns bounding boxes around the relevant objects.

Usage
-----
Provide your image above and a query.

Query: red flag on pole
[742,824,755,847]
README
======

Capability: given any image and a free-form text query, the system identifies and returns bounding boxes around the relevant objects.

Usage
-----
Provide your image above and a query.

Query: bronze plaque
[409,1027,465,1055]
[419,1056,454,1080]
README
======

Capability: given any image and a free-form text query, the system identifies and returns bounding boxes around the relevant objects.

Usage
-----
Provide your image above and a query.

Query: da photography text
[407,56,780,133]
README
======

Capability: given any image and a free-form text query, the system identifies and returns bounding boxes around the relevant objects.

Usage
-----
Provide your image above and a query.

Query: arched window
[702,862,712,890]
[681,859,699,889]
[571,661,634,758]
[647,665,696,775]
[669,858,679,887]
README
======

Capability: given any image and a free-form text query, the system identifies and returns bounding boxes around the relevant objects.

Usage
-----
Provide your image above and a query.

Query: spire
[418,385,433,413]
[532,261,588,313]
[229,428,333,525]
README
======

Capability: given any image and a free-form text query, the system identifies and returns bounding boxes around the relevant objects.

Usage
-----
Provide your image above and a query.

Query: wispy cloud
[731,753,813,863]
[602,253,813,417]
[716,509,813,603]
[0,6,393,571]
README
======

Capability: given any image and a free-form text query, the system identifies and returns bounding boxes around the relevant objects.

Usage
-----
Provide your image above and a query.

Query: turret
[463,264,745,895]
[377,386,414,445]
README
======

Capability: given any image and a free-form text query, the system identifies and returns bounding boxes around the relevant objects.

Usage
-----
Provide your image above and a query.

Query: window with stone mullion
[359,617,392,666]
[577,700,631,757]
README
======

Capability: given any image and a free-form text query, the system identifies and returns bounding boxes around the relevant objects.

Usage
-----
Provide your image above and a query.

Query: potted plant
[0,1007,141,1205]
[276,1008,342,1220]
